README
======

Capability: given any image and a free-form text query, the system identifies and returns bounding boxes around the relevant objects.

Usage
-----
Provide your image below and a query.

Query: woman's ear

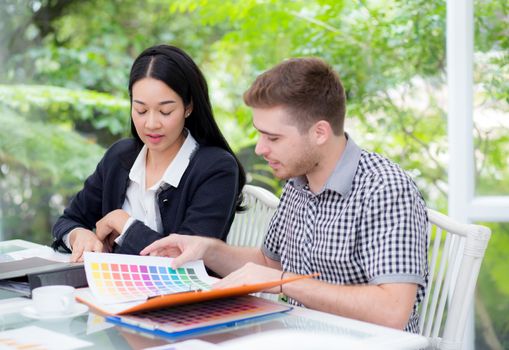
[185,101,193,118]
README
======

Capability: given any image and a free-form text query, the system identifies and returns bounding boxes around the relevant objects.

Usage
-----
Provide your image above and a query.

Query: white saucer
[21,303,88,320]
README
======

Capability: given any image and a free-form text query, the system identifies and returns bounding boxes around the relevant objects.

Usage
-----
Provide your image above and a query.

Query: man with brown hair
[141,57,429,333]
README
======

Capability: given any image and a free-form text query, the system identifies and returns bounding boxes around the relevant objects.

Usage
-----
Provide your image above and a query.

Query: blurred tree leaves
[0,104,104,242]
[0,84,129,144]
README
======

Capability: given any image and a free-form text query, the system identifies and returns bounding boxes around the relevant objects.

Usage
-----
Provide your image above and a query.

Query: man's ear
[311,120,332,146]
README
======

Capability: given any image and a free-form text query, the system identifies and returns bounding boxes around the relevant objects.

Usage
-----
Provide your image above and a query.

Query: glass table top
[0,288,429,350]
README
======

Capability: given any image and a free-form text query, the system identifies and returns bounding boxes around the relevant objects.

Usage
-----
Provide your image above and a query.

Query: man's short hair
[243,57,346,135]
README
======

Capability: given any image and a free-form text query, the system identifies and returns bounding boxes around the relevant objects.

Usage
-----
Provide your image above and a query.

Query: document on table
[0,240,70,263]
[0,239,43,262]
[0,239,75,281]
[0,326,91,350]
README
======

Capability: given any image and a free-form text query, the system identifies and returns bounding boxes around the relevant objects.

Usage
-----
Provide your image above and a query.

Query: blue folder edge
[105,306,293,340]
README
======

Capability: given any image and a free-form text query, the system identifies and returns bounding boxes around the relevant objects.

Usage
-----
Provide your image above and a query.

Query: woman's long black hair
[128,44,245,211]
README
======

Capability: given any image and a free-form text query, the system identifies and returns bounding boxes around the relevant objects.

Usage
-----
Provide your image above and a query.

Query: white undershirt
[63,131,198,249]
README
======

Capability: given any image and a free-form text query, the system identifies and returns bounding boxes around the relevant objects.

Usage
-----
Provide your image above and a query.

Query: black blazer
[52,138,240,255]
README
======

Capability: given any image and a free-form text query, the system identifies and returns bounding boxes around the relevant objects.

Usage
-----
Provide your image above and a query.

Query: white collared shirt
[117,131,198,243]
[63,130,198,249]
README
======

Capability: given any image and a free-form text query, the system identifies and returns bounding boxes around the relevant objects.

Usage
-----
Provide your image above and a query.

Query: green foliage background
[0,0,507,347]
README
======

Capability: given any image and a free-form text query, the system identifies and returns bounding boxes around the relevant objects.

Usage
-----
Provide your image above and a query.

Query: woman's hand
[69,228,104,262]
[95,209,130,250]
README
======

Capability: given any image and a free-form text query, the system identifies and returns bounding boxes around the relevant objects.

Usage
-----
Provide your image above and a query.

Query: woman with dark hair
[52,44,246,262]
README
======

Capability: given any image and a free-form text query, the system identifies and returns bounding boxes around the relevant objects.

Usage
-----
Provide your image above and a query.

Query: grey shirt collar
[289,133,362,196]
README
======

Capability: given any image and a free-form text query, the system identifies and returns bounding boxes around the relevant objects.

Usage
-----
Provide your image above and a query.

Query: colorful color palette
[84,252,214,303]
[108,295,292,334]
[135,296,261,327]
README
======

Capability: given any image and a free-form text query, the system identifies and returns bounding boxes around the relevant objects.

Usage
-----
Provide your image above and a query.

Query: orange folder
[76,273,316,316]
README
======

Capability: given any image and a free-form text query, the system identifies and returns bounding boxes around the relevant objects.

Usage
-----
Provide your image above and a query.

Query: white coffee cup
[31,285,76,316]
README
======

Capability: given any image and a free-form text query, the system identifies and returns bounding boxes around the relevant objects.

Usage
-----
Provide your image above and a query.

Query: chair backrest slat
[432,234,462,339]
[227,185,279,248]
[420,224,441,332]
[424,229,449,336]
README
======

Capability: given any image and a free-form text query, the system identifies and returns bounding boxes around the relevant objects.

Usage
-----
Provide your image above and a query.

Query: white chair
[227,184,279,248]
[419,208,491,350]
[227,185,280,301]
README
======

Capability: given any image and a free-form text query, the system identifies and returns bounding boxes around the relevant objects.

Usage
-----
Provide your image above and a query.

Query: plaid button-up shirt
[262,135,429,333]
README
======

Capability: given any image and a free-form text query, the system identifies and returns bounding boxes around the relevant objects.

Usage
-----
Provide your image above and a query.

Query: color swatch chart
[84,252,214,304]
[109,295,292,333]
